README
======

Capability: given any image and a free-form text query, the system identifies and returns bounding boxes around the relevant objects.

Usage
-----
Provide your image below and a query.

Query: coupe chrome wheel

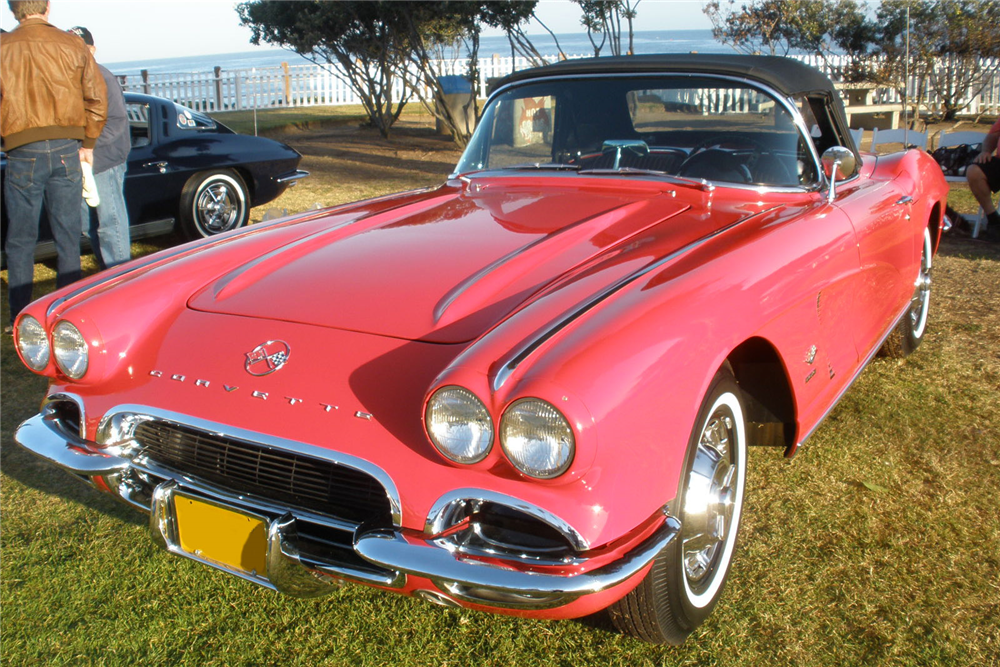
[180,170,249,239]
[198,182,239,232]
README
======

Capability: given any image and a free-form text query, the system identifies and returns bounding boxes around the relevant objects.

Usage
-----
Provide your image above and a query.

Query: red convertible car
[12,55,947,644]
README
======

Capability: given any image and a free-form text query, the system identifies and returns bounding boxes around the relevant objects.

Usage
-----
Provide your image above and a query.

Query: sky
[0,0,713,65]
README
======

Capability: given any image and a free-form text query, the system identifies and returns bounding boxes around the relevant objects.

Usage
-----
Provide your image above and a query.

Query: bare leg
[967,164,997,215]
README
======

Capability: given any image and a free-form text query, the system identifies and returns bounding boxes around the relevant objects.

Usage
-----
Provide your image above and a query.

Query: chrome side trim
[425,488,590,551]
[355,516,681,611]
[276,169,310,184]
[493,208,778,390]
[105,404,403,527]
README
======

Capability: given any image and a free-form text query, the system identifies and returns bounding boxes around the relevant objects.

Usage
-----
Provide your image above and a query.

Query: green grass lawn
[1,112,998,665]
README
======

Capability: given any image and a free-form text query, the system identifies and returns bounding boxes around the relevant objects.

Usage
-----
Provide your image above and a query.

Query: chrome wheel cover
[196,180,244,234]
[681,392,744,608]
[909,228,932,339]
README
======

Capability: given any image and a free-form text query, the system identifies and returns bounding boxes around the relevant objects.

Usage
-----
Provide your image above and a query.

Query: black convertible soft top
[497,53,837,99]
[494,53,855,156]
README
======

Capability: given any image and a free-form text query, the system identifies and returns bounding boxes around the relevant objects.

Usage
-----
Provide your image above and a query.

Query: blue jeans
[82,161,131,269]
[4,139,83,323]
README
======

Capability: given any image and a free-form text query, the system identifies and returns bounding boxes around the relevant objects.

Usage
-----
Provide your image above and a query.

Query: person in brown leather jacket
[1,0,107,328]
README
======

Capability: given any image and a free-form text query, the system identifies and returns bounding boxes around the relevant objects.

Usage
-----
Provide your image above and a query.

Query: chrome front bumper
[15,411,679,611]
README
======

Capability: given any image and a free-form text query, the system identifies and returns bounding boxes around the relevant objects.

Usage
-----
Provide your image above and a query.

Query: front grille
[133,420,392,525]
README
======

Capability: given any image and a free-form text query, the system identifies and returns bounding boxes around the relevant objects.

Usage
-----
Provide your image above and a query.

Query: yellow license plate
[174,495,268,577]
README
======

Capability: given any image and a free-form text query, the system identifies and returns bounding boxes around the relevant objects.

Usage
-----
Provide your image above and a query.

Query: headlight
[500,398,575,479]
[16,315,50,371]
[425,386,494,464]
[52,320,89,379]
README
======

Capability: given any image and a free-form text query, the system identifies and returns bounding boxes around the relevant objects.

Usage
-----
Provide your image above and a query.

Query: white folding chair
[937,130,988,149]
[849,128,864,148]
[938,131,993,238]
[870,127,928,152]
[972,209,991,239]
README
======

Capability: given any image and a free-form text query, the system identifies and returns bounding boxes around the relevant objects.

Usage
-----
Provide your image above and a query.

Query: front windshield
[456,75,818,187]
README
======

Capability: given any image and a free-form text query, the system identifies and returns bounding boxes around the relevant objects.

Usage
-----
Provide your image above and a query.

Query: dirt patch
[290,120,462,179]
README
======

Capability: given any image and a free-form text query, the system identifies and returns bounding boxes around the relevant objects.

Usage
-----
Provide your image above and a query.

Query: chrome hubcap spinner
[682,411,738,589]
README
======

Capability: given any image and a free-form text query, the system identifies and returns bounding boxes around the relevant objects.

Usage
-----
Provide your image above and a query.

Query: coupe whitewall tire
[180,170,250,238]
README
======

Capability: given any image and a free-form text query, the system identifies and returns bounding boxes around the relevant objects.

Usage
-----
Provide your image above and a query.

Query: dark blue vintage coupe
[2,92,307,259]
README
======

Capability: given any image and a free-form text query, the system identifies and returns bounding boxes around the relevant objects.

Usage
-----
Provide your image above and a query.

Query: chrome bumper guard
[15,411,680,611]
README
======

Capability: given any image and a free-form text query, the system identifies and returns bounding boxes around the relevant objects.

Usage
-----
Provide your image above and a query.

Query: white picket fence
[117,53,1000,118]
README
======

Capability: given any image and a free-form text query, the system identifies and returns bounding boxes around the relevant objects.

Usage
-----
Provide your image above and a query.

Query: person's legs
[91,162,131,268]
[967,163,998,216]
[4,142,52,323]
[43,140,84,289]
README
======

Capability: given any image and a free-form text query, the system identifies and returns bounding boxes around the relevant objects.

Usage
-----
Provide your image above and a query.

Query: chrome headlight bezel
[500,398,575,479]
[52,320,89,379]
[425,386,495,465]
[16,315,50,372]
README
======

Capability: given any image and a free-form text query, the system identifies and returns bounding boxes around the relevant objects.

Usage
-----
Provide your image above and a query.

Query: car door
[830,164,915,359]
[124,99,182,231]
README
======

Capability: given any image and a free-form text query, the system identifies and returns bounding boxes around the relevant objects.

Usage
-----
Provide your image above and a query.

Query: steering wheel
[679,135,795,185]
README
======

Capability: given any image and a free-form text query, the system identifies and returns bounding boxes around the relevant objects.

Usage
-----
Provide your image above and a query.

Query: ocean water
[106,29,732,76]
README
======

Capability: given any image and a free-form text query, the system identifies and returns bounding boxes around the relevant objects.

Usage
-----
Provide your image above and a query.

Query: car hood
[188,178,700,343]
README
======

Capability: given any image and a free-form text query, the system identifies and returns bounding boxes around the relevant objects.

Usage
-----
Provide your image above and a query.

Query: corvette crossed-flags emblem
[244,340,291,376]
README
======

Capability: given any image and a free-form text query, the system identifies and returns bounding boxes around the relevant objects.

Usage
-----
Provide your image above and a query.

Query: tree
[239,1,540,146]
[484,1,564,68]
[390,1,539,147]
[704,0,872,65]
[573,0,641,56]
[237,1,411,138]
[875,0,1000,120]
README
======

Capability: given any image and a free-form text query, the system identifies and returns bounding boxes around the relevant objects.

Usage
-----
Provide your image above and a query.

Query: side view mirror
[821,146,857,203]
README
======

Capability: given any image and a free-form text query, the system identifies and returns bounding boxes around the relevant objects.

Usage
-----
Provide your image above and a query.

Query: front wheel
[609,365,747,644]
[179,170,250,239]
[880,226,932,358]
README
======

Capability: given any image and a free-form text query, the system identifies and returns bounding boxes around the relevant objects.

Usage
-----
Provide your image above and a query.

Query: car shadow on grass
[937,229,1000,261]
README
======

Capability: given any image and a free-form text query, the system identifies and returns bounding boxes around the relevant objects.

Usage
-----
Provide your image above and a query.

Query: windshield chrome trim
[461,71,825,192]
